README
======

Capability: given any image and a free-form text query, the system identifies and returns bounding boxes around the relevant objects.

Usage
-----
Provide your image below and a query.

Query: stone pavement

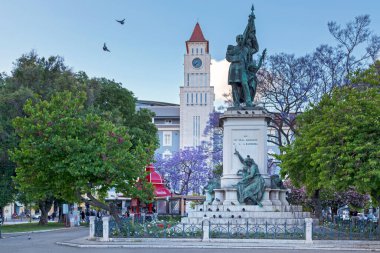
[57,237,380,251]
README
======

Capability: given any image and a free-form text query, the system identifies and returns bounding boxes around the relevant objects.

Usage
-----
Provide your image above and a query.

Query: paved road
[0,228,377,253]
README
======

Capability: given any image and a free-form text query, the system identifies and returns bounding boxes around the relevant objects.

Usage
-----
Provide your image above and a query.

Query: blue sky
[1,0,379,104]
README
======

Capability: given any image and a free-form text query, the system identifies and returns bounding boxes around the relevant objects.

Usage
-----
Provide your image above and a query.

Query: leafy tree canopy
[11,92,156,221]
[279,62,380,204]
[1,51,158,215]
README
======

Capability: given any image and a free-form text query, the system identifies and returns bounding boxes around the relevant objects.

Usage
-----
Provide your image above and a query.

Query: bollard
[89,216,95,239]
[202,219,210,242]
[101,216,110,242]
[305,218,313,243]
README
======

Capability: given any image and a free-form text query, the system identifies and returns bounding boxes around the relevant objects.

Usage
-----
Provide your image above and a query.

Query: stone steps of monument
[194,205,303,212]
[181,217,308,225]
[187,211,310,219]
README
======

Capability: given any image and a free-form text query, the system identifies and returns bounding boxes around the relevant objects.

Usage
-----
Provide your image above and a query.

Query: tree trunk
[109,202,121,225]
[312,189,322,219]
[38,199,53,225]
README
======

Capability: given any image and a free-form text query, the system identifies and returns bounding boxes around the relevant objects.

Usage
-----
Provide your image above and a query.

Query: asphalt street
[0,228,377,253]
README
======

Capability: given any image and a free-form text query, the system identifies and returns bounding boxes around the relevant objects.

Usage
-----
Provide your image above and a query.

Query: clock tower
[180,23,215,149]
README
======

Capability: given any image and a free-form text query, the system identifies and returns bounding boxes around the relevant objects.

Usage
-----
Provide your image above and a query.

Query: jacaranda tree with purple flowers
[154,146,212,195]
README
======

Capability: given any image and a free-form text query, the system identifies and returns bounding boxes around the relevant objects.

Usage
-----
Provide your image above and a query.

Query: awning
[154,184,171,197]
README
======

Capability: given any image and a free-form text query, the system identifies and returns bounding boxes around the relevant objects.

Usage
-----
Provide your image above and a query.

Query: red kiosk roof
[146,164,171,197]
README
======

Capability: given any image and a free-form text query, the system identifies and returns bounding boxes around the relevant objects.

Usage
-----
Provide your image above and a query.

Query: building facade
[136,100,180,159]
[180,23,215,149]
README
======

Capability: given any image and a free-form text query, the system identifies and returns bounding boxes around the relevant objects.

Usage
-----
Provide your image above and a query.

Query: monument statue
[234,149,265,206]
[226,5,266,108]
[204,177,221,203]
[270,174,285,189]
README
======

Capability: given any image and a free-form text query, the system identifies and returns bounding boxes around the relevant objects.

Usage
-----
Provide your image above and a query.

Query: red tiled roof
[186,22,209,53]
[188,22,207,42]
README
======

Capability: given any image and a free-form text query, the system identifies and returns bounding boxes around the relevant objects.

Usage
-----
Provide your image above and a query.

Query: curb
[56,237,380,251]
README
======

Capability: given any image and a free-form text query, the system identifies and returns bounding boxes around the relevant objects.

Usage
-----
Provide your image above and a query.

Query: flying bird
[208,208,212,212]
[215,197,221,202]
[116,18,125,25]
[227,208,231,212]
[231,202,236,205]
[103,43,111,52]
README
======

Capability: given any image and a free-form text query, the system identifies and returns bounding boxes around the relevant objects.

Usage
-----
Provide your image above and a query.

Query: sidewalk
[57,237,380,251]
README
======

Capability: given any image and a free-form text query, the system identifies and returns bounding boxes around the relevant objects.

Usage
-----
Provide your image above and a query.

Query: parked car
[32,213,41,219]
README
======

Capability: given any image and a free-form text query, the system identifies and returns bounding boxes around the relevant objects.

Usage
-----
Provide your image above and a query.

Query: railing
[313,219,380,240]
[94,217,103,238]
[90,216,380,242]
[109,218,202,238]
[209,221,305,239]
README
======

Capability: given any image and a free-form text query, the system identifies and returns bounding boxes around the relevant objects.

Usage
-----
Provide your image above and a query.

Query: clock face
[192,58,202,68]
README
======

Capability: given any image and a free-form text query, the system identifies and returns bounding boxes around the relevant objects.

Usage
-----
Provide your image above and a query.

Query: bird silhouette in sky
[116,18,125,25]
[103,43,111,52]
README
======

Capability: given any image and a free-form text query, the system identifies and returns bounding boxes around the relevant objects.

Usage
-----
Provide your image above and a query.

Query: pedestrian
[81,210,85,222]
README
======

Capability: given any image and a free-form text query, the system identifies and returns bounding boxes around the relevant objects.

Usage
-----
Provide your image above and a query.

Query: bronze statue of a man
[226,6,266,108]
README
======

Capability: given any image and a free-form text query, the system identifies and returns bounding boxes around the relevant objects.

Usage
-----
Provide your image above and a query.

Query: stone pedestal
[213,189,225,204]
[270,189,282,206]
[223,188,238,205]
[219,108,271,189]
[261,188,273,206]
[279,189,289,206]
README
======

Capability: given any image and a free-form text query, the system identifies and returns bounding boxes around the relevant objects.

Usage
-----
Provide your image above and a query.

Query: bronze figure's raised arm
[234,149,265,206]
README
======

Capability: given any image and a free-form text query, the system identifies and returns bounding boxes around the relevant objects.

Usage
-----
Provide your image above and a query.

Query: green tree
[2,51,158,224]
[11,92,156,224]
[279,65,380,217]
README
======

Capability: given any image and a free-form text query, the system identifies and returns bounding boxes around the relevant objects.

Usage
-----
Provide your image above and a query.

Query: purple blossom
[154,146,212,195]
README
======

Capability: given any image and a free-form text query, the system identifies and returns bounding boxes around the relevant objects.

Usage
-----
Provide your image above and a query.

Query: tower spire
[186,22,209,54]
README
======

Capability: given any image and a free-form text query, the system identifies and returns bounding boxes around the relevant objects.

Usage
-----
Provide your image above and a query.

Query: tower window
[191,93,194,104]
[187,93,189,104]
[196,48,198,54]
[200,93,202,105]
[205,93,207,105]
[192,48,194,54]
[196,93,198,104]
[187,73,189,86]
[201,48,203,54]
